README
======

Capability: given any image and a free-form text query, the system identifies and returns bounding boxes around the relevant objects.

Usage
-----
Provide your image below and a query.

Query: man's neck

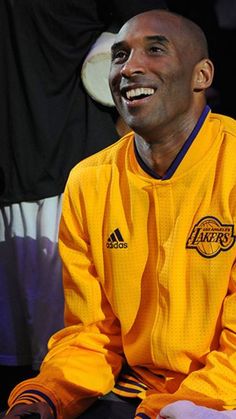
[134,104,209,178]
[134,128,191,177]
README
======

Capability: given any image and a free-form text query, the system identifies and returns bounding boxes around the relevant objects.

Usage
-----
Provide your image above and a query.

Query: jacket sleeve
[135,263,236,418]
[8,175,124,419]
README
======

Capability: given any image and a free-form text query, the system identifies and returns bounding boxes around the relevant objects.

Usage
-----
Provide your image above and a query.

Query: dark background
[168,0,236,119]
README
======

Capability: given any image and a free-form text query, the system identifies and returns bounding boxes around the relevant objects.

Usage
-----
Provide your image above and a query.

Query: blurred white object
[81,31,116,107]
[157,400,236,418]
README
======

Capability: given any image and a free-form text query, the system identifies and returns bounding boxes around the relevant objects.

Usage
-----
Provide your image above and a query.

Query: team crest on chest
[186,216,236,258]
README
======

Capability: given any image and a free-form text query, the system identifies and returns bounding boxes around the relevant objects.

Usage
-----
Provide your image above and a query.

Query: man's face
[109,11,197,139]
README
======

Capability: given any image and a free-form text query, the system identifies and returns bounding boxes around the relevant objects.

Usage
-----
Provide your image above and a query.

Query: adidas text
[106,242,128,249]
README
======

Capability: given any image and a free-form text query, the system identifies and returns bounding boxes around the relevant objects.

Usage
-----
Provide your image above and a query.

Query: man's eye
[111,50,128,61]
[149,46,164,54]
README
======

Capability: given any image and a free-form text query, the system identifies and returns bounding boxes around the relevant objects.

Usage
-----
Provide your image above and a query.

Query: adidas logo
[106,228,128,249]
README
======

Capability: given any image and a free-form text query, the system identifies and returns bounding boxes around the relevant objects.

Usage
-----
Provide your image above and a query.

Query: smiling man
[109,10,214,176]
[2,9,236,419]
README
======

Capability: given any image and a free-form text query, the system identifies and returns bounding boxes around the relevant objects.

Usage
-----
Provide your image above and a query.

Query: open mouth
[124,87,155,101]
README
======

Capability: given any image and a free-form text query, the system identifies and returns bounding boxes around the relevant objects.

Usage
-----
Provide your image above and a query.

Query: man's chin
[127,121,151,136]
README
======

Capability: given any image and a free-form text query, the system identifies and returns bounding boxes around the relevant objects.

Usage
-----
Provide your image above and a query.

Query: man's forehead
[120,10,180,32]
[111,34,170,51]
[115,12,180,45]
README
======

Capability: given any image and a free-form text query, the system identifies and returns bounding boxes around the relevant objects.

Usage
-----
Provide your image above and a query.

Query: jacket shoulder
[210,112,236,137]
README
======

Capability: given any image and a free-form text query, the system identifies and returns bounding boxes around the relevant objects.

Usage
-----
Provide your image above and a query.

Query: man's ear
[193,58,214,91]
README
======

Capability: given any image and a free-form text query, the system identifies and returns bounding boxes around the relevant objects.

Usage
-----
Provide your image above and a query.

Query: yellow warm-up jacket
[9,108,236,419]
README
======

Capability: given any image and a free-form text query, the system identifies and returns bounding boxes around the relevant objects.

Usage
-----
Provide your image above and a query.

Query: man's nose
[120,51,145,77]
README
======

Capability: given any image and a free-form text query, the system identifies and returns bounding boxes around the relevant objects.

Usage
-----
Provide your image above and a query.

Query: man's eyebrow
[111,41,127,53]
[111,35,169,53]
[144,35,169,44]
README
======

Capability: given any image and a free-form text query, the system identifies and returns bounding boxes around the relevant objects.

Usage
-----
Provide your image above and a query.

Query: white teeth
[126,87,155,100]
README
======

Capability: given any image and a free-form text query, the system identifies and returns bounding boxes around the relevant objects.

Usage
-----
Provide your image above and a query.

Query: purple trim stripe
[135,413,151,419]
[116,377,147,390]
[114,384,142,393]
[15,390,57,419]
[134,105,211,180]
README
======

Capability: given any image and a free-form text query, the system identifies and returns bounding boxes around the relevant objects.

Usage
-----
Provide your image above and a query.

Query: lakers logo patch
[186,216,236,258]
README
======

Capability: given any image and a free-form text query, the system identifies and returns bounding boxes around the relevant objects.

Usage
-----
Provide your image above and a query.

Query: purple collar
[134,105,211,180]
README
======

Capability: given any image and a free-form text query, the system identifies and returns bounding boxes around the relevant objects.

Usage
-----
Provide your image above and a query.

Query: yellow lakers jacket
[8,107,236,419]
